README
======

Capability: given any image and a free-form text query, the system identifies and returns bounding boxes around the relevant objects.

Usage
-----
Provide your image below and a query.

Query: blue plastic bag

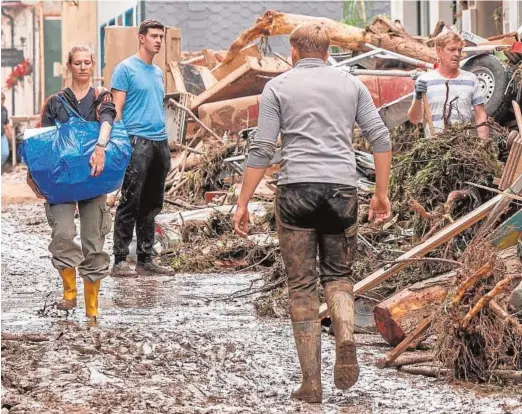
[20,108,132,205]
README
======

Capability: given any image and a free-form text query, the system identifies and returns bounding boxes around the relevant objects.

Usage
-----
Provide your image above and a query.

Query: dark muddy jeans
[113,136,170,264]
[276,183,357,321]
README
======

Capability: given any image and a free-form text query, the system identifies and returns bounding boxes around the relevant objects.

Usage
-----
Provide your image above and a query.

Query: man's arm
[234,84,281,237]
[354,77,392,225]
[111,89,127,121]
[408,99,423,124]
[408,78,428,124]
[474,104,489,140]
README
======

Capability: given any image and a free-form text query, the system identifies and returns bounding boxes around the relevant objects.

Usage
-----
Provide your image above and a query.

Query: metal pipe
[334,49,382,67]
[364,43,435,70]
[339,67,421,78]
[2,7,16,115]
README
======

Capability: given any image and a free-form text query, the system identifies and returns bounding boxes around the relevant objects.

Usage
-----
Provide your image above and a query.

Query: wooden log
[374,272,455,346]
[375,317,432,368]
[386,352,435,367]
[398,365,449,377]
[221,11,438,66]
[489,370,522,382]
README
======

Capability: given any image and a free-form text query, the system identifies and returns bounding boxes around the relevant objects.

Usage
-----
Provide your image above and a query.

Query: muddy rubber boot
[324,280,359,389]
[57,268,77,310]
[291,319,322,403]
[84,279,101,325]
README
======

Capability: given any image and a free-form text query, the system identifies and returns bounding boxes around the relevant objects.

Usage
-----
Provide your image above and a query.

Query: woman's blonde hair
[67,44,94,64]
[289,23,330,55]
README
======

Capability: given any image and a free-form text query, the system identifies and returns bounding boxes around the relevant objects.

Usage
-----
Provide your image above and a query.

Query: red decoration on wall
[5,59,33,89]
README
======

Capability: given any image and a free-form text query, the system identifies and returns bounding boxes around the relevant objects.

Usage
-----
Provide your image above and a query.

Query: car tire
[462,54,515,121]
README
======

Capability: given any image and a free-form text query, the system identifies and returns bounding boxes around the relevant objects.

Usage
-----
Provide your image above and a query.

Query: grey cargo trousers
[44,195,111,283]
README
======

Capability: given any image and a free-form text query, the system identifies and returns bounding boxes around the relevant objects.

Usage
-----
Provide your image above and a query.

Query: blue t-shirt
[111,56,167,141]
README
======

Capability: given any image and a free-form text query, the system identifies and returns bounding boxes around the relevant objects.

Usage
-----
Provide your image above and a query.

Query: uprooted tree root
[433,237,522,383]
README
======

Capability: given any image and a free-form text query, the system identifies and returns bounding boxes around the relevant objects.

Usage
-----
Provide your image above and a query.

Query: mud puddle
[2,203,521,413]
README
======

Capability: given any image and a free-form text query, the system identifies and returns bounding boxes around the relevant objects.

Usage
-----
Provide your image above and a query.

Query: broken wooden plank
[190,56,290,110]
[168,62,217,96]
[211,43,263,81]
[481,173,522,231]
[165,28,182,94]
[373,272,456,346]
[222,11,438,66]
[499,102,522,191]
[376,316,432,368]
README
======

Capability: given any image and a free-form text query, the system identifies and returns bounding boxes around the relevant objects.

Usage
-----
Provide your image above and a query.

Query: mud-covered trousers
[276,183,358,321]
[113,136,170,264]
[44,195,112,283]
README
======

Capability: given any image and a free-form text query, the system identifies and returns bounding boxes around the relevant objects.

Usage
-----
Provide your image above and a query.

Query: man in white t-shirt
[408,31,489,140]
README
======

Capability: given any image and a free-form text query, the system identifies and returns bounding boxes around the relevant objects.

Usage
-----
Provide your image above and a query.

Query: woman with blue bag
[26,45,117,324]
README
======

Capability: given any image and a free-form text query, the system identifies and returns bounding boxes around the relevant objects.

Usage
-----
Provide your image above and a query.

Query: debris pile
[120,10,522,386]
[434,236,522,382]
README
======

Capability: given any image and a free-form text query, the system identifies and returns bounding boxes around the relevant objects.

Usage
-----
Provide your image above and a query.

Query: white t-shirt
[418,69,485,137]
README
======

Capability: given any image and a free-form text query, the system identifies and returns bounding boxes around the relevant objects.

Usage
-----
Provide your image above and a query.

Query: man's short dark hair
[139,19,164,35]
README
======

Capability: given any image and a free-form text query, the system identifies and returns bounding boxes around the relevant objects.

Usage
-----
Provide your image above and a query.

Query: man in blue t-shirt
[111,19,173,276]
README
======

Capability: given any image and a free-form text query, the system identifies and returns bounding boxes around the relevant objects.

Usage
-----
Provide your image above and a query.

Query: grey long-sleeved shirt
[247,58,391,186]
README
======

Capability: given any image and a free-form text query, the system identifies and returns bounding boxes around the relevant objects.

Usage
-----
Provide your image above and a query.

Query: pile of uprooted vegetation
[390,122,505,240]
[433,236,522,383]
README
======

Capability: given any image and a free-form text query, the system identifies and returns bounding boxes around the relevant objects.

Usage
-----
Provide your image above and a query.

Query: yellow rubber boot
[84,279,101,321]
[57,268,77,310]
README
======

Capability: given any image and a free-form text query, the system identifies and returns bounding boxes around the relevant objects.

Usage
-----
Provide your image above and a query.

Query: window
[124,8,134,26]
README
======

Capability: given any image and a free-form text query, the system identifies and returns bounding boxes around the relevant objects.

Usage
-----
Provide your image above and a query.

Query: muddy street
[1,201,521,414]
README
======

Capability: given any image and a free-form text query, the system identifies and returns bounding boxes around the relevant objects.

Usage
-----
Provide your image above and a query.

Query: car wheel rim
[475,68,495,104]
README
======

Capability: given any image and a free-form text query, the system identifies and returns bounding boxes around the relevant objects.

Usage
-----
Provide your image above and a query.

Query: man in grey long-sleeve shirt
[233,23,392,404]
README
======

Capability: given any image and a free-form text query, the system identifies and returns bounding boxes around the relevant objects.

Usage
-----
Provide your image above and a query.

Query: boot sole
[334,340,359,389]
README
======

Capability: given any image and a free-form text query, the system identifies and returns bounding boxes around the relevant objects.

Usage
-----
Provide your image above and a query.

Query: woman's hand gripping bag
[20,117,132,204]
